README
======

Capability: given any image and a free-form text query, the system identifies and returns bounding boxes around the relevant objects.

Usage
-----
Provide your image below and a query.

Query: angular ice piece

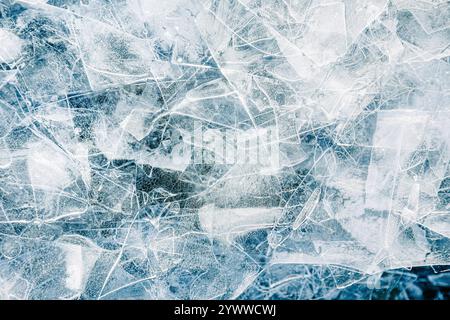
[298,2,347,66]
[128,0,186,19]
[395,9,450,60]
[58,237,101,293]
[409,2,450,33]
[427,273,450,287]
[271,241,373,273]
[345,0,388,44]
[198,205,282,241]
[94,119,191,171]
[293,188,321,230]
[0,138,11,169]
[401,182,420,222]
[72,17,171,89]
[422,213,450,238]
[0,29,23,64]
[0,70,18,89]
[119,108,154,141]
[27,142,73,191]
[365,110,429,212]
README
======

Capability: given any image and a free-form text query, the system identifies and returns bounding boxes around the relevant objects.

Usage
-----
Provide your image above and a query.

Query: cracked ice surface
[0,0,449,300]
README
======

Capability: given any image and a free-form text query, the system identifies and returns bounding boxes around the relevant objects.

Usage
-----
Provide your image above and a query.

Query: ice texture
[0,0,449,300]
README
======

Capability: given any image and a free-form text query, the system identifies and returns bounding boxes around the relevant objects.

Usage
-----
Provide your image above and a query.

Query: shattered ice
[0,0,449,300]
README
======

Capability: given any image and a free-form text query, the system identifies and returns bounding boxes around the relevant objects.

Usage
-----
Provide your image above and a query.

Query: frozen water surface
[0,0,449,299]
